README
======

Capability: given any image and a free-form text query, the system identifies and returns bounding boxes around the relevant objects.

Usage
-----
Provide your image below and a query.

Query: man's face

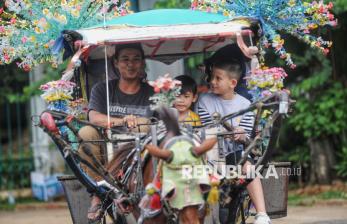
[114,48,145,81]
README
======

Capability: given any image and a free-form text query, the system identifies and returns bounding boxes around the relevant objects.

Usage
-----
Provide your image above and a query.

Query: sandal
[87,203,104,224]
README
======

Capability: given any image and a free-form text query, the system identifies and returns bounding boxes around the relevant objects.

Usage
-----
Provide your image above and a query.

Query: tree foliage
[331,0,347,14]
[154,0,190,9]
[0,62,65,103]
[289,51,347,138]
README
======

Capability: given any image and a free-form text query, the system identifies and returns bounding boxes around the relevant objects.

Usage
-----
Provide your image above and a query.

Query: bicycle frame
[37,89,292,224]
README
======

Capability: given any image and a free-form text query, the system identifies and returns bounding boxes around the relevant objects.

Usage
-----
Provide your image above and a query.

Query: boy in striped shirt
[196,59,271,224]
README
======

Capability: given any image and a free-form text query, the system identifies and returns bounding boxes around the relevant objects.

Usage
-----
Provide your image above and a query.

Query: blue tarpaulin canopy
[93,9,229,27]
[76,9,254,63]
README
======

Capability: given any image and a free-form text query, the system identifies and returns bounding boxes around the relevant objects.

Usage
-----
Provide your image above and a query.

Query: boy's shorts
[225,150,254,166]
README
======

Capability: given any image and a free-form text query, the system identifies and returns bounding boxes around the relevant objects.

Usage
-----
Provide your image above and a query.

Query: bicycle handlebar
[39,90,293,144]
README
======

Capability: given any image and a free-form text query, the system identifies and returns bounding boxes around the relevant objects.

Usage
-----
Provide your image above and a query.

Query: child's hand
[145,144,173,162]
[145,144,159,154]
[233,127,247,143]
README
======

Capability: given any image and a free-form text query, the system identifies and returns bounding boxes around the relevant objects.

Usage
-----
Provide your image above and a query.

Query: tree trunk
[308,137,336,184]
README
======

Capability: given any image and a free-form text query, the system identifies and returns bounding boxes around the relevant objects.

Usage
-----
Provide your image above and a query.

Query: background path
[1,205,347,224]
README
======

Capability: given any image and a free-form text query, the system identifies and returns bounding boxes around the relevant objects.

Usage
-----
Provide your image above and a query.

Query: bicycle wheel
[219,188,251,224]
[38,110,129,224]
[254,111,282,168]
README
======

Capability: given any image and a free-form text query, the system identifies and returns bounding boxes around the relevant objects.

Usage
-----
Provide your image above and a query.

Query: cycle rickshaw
[37,8,294,224]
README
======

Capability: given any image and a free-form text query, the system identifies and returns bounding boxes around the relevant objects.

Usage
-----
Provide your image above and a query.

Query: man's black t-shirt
[89,79,154,117]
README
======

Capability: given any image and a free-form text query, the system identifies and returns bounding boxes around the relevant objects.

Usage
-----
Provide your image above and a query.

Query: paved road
[1,205,347,224]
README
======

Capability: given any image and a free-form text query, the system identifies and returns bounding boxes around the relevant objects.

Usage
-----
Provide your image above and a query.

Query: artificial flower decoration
[40,80,76,102]
[0,0,131,71]
[245,67,288,102]
[68,98,88,119]
[191,0,337,68]
[40,79,76,113]
[148,74,182,110]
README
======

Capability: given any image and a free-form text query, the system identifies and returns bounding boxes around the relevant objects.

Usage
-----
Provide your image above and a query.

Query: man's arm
[89,110,150,130]
[89,110,124,128]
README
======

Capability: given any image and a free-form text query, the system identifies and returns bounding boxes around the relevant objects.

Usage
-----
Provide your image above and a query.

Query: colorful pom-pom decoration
[0,0,132,70]
[191,0,337,68]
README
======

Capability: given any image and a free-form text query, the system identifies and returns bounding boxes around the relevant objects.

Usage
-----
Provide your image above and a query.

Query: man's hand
[122,114,138,128]
[122,116,150,132]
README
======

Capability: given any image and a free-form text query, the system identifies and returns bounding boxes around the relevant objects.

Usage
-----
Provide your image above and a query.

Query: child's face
[210,67,237,96]
[174,91,197,113]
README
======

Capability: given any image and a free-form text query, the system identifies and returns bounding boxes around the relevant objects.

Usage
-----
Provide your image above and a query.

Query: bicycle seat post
[135,133,141,157]
[212,112,225,159]
[279,91,289,114]
[133,132,144,197]
[106,129,114,162]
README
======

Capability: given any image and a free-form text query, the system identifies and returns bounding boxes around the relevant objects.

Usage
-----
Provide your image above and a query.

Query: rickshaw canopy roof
[76,9,255,63]
[93,9,229,27]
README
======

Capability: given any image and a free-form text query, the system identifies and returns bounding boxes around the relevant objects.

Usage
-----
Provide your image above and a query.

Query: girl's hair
[174,75,197,95]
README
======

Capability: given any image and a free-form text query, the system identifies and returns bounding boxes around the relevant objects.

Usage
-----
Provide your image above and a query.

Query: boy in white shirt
[197,59,271,224]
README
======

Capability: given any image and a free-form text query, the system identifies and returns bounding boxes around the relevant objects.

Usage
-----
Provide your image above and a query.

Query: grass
[0,197,43,211]
[288,190,347,206]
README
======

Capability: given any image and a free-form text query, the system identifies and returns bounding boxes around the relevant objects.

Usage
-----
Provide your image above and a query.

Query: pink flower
[323,48,330,55]
[0,8,3,14]
[4,54,10,62]
[23,64,31,72]
[162,80,172,92]
[261,90,272,97]
[273,73,280,80]
[21,36,28,44]
[329,20,338,27]
[10,18,16,24]
[149,74,181,93]
[0,26,5,33]
[328,2,333,9]
[154,87,160,93]
[101,7,107,14]
[120,9,127,16]
[327,13,334,20]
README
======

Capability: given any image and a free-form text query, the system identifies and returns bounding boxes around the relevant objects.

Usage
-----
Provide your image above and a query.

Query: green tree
[282,8,347,183]
[154,0,190,9]
[332,0,347,14]
[288,51,347,183]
